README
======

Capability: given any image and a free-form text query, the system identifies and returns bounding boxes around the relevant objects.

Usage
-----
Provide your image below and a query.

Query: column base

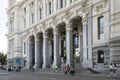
[42,63,50,68]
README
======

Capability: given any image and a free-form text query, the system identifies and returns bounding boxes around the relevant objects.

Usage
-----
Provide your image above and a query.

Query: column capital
[82,13,88,26]
[43,31,48,38]
[66,20,73,31]
[35,35,39,42]
[53,27,59,35]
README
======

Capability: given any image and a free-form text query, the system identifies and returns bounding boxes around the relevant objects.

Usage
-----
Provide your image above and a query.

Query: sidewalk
[34,68,120,79]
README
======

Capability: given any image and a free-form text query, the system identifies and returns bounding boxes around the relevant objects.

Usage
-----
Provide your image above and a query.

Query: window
[98,16,104,39]
[60,0,63,8]
[24,8,26,13]
[39,9,42,19]
[24,43,26,54]
[24,18,26,28]
[10,21,14,32]
[49,2,51,14]
[31,1,34,6]
[31,13,34,24]
[98,51,104,63]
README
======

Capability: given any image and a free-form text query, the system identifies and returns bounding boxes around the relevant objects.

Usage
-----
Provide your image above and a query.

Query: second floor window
[24,18,26,28]
[98,16,104,40]
[39,9,42,19]
[60,0,63,8]
[49,2,51,14]
[24,43,26,55]
[24,8,26,13]
[31,13,34,24]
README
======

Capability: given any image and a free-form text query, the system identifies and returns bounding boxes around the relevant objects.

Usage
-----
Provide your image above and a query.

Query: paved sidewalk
[33,69,120,79]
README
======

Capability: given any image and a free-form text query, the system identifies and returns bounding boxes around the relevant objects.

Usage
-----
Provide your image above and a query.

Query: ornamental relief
[95,0,106,14]
[9,12,14,21]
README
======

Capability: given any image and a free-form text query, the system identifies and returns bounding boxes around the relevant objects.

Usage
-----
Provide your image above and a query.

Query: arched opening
[57,22,66,64]
[46,28,54,65]
[70,16,82,68]
[29,36,35,68]
[36,32,43,68]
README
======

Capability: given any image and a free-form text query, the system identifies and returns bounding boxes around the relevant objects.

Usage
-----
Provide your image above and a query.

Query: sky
[0,0,8,53]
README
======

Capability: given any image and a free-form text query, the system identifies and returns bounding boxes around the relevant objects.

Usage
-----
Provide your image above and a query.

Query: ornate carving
[95,0,107,14]
[9,12,14,21]
[81,0,87,13]
[53,27,59,35]
[82,13,88,26]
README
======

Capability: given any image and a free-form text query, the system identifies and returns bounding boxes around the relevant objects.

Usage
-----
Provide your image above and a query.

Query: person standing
[108,63,114,76]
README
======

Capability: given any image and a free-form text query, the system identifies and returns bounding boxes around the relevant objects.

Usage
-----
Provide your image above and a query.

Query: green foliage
[0,52,7,65]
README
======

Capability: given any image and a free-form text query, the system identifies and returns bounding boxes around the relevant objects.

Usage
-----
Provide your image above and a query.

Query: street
[0,70,120,80]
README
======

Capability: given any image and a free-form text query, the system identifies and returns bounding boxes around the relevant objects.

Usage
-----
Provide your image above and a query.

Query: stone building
[7,0,120,70]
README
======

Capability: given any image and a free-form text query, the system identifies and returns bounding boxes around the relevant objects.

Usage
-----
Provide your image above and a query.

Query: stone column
[53,28,60,67]
[87,6,93,67]
[66,21,74,67]
[42,32,50,68]
[82,14,88,67]
[34,35,40,70]
[28,39,33,69]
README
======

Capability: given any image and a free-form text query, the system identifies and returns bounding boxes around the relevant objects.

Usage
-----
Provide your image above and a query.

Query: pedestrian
[69,65,75,76]
[64,65,67,74]
[113,63,117,76]
[108,63,114,76]
[66,64,70,73]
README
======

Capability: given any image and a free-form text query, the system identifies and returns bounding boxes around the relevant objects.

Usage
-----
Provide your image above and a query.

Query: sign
[16,58,21,65]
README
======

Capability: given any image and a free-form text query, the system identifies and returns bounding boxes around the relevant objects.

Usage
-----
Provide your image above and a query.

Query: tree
[0,52,7,65]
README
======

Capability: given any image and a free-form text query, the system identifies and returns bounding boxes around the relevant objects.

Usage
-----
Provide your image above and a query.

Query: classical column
[87,6,93,67]
[28,39,33,69]
[82,14,88,67]
[53,28,60,67]
[34,35,40,70]
[66,21,74,67]
[42,32,50,68]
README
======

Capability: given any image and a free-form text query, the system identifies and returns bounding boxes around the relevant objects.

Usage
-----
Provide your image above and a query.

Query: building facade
[7,0,120,70]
